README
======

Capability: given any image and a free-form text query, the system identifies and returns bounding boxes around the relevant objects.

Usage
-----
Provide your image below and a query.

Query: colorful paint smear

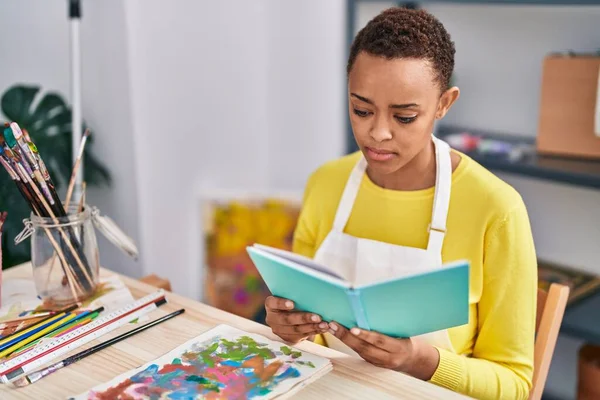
[71,324,332,400]
[203,197,301,321]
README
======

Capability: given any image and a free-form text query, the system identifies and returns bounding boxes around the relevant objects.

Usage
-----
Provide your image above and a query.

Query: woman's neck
[367,140,437,191]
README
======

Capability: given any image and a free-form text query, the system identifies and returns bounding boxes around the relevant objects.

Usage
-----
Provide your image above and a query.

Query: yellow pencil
[0,305,78,347]
[0,313,78,359]
[0,313,68,348]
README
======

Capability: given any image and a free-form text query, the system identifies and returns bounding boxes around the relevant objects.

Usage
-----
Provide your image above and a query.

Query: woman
[264,7,537,400]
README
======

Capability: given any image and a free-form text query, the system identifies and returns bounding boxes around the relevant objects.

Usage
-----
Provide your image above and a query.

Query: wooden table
[0,264,470,399]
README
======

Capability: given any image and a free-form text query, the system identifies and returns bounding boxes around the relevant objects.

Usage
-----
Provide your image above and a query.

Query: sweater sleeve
[429,202,537,400]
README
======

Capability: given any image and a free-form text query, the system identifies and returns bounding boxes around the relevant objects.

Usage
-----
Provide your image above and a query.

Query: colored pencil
[0,312,55,325]
[0,314,78,359]
[0,305,78,345]
[10,307,104,356]
[13,309,186,387]
[0,313,74,352]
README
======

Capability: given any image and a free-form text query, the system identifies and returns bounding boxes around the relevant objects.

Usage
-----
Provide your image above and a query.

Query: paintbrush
[64,129,90,210]
[9,123,94,289]
[1,137,46,216]
[21,128,63,213]
[4,125,55,208]
[0,147,43,216]
[1,124,93,294]
[44,128,90,289]
[7,159,83,297]
[13,162,87,298]
[0,212,6,232]
[11,309,185,387]
[0,312,55,325]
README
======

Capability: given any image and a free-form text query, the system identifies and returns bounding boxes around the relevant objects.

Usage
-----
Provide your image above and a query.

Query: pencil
[0,313,73,353]
[10,307,104,356]
[0,305,78,346]
[0,313,81,359]
[13,309,186,387]
[0,312,55,325]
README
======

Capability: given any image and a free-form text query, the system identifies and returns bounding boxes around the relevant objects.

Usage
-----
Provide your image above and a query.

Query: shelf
[436,126,600,190]
[354,0,600,5]
[561,290,600,345]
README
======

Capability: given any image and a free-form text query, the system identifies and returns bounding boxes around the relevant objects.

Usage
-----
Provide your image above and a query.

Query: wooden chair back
[529,283,570,400]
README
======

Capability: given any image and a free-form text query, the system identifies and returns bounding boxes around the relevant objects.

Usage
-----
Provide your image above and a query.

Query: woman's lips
[365,147,396,161]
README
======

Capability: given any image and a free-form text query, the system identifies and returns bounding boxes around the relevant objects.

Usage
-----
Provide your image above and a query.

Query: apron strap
[332,156,367,232]
[427,137,452,256]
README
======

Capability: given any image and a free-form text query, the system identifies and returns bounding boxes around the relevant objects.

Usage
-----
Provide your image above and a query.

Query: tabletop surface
[0,264,470,399]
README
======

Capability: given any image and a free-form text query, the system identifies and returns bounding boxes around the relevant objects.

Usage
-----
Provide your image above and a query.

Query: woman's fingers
[264,296,327,343]
[266,310,322,326]
[271,322,329,336]
[329,322,392,365]
[265,296,295,311]
[349,327,405,353]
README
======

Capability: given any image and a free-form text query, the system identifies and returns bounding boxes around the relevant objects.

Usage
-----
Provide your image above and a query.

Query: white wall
[0,0,142,279]
[123,0,271,300]
[79,0,141,280]
[0,0,347,300]
[356,3,600,399]
[123,0,346,299]
[267,1,346,190]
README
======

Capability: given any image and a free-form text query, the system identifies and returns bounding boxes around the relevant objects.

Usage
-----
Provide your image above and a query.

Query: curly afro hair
[347,7,455,91]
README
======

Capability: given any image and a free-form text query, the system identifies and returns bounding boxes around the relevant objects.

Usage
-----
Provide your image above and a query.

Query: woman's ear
[435,86,460,120]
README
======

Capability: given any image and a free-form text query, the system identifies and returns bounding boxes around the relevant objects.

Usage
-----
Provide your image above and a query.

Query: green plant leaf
[1,85,41,125]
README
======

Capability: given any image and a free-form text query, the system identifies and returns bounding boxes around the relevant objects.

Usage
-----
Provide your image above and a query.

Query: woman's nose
[369,116,393,142]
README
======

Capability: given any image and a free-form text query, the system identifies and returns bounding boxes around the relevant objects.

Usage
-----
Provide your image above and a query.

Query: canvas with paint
[70,324,332,400]
[200,192,302,322]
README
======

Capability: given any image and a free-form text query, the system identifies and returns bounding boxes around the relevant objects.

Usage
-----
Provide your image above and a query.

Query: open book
[247,244,470,338]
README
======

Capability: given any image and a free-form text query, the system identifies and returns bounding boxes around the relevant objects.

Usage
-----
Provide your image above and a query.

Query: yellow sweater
[292,150,537,400]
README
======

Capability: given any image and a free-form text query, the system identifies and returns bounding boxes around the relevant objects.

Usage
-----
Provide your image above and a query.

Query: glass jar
[27,205,100,306]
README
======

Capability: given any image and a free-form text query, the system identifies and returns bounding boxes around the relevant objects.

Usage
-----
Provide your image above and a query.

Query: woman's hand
[265,296,329,344]
[328,321,440,380]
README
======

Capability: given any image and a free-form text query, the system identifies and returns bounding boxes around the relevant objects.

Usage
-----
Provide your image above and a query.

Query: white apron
[313,136,456,356]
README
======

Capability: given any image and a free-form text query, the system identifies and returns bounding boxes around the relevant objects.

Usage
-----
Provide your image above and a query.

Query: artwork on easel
[70,324,332,400]
[200,192,302,322]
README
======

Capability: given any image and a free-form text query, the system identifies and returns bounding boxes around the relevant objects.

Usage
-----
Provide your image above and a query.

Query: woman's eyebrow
[350,93,419,109]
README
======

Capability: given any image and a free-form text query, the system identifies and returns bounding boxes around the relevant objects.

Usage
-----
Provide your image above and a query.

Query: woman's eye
[353,108,371,118]
[394,115,417,124]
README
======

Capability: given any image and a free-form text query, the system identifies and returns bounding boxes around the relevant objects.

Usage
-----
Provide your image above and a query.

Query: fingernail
[328,329,336,335]
[311,315,320,322]
[351,328,360,336]
[318,322,328,329]
[285,301,293,309]
[329,323,338,332]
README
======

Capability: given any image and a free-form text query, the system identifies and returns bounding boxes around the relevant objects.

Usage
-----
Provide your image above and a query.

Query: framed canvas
[200,191,302,323]
[538,259,600,306]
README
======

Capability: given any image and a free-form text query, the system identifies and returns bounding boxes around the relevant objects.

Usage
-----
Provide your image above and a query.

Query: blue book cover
[246,244,470,338]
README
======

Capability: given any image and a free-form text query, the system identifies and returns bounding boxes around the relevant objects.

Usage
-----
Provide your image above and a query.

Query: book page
[253,244,348,282]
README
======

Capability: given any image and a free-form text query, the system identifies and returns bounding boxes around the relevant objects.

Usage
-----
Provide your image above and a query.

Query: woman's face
[348,52,459,176]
